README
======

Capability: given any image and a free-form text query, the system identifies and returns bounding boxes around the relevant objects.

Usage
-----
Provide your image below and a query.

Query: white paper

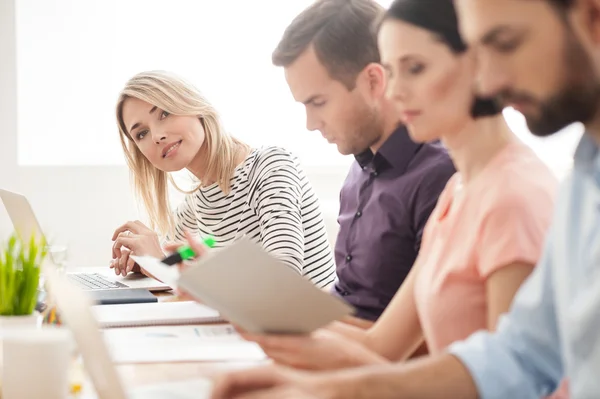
[92,301,222,328]
[134,238,353,334]
[105,336,267,364]
[101,325,240,341]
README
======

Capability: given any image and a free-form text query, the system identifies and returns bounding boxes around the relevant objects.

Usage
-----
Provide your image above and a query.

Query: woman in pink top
[228,0,563,395]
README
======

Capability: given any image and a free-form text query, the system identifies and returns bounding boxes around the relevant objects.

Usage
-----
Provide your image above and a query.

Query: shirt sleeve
[475,187,553,278]
[251,152,304,275]
[449,225,564,398]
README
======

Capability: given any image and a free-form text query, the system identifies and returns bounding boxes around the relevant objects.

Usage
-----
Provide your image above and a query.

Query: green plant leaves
[0,233,47,316]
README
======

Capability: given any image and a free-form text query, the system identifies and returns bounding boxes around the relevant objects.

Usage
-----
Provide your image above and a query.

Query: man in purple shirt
[272,0,456,323]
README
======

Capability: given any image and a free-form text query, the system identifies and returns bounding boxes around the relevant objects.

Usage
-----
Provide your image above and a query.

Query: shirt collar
[354,125,421,172]
[573,132,600,186]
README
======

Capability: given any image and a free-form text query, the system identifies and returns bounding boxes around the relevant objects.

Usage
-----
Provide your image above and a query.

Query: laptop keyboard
[67,273,128,290]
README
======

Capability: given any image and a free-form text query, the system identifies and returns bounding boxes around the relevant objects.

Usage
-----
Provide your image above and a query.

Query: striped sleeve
[251,151,305,275]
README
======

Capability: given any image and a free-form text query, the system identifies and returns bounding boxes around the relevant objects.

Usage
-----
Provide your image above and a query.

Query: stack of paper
[91,301,223,328]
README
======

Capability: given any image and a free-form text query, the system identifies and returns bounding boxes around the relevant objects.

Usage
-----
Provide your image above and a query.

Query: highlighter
[161,235,216,266]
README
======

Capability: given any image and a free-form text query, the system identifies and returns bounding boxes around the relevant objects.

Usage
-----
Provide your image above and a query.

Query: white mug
[1,326,71,399]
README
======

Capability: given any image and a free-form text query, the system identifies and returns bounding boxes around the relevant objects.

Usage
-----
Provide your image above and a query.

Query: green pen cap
[176,245,196,260]
[202,235,216,249]
[162,235,216,265]
[176,235,216,260]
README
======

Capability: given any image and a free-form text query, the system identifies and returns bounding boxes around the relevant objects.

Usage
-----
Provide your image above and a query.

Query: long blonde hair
[116,70,249,237]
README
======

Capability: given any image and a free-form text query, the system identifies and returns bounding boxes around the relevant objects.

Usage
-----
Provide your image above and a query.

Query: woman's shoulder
[247,146,301,176]
[475,144,558,215]
[253,145,297,162]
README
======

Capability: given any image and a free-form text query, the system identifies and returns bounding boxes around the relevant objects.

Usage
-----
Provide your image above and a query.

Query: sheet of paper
[104,335,267,364]
[92,301,222,328]
[101,325,240,341]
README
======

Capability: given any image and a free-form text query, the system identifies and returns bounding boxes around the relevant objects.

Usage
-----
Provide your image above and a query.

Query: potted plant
[0,233,47,328]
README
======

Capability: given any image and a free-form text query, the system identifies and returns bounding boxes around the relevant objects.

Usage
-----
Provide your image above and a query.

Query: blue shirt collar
[573,133,600,186]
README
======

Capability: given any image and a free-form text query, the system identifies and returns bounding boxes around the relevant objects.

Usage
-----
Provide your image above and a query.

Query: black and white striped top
[172,146,336,288]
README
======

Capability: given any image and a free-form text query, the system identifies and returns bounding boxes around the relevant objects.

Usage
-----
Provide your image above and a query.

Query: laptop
[0,188,170,292]
[45,265,212,399]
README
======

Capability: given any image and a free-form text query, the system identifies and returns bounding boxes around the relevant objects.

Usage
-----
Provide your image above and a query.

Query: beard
[498,27,600,137]
[338,101,384,156]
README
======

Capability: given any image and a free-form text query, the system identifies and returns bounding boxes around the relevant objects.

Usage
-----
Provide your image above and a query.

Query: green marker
[161,235,216,266]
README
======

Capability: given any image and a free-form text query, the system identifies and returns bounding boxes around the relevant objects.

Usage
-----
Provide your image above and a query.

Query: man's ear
[573,0,600,44]
[362,63,387,99]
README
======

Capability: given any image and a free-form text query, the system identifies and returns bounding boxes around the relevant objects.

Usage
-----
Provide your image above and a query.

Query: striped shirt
[172,146,336,288]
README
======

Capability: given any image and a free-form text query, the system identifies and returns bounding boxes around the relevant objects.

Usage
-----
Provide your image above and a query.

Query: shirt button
[345,254,352,262]
[355,211,362,218]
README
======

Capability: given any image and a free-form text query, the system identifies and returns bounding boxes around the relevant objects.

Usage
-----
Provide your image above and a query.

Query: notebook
[132,237,354,334]
[91,301,223,328]
[105,338,267,364]
[88,288,158,305]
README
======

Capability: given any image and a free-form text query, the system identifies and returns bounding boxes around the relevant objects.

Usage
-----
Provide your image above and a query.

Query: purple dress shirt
[333,126,456,321]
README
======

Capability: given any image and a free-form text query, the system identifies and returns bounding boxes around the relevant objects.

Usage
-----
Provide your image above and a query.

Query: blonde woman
[108,70,336,288]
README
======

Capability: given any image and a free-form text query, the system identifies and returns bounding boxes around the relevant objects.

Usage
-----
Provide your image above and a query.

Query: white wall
[0,0,346,267]
[15,166,344,267]
[17,166,140,266]
[0,0,18,240]
[2,0,579,268]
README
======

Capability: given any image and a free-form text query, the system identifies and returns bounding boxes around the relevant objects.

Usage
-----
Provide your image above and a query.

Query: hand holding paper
[162,231,215,265]
[133,236,354,335]
[131,231,213,288]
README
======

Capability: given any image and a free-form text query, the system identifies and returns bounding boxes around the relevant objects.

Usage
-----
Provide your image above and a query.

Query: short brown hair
[272,0,384,90]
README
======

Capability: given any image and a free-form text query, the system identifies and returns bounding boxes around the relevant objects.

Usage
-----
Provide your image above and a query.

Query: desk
[82,290,266,392]
[117,360,265,387]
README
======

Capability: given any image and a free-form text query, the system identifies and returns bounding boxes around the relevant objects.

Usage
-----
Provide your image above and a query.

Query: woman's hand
[163,230,209,300]
[109,220,165,276]
[162,230,209,266]
[240,329,388,371]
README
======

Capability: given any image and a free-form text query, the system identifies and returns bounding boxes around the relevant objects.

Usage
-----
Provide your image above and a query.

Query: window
[16,0,366,166]
[16,0,581,175]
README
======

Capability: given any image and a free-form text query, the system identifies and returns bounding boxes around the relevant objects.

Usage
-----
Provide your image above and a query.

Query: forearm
[329,315,423,362]
[339,315,374,330]
[330,354,477,399]
[328,321,370,345]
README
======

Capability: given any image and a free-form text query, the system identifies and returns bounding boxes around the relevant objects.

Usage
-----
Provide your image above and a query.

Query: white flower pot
[0,313,40,330]
[0,313,41,390]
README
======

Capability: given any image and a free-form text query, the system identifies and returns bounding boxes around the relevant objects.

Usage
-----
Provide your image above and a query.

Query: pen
[161,235,216,266]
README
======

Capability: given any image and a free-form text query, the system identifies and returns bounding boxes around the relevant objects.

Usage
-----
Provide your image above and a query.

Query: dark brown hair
[272,0,384,90]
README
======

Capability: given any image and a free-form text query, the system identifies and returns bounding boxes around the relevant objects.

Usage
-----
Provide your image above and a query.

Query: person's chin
[154,158,190,173]
[406,127,435,144]
[336,144,355,156]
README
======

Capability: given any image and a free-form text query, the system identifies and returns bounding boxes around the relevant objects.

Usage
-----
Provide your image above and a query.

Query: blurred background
[0,0,583,267]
